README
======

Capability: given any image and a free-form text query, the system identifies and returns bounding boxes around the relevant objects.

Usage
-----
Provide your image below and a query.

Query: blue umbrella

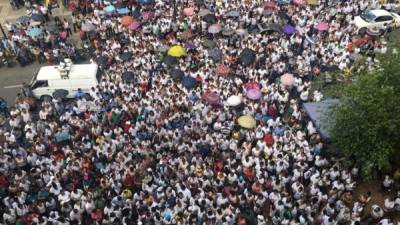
[117,7,130,15]
[31,14,45,22]
[181,76,197,88]
[138,0,154,4]
[27,27,42,37]
[17,16,30,23]
[283,25,295,34]
[104,5,116,13]
[277,0,291,4]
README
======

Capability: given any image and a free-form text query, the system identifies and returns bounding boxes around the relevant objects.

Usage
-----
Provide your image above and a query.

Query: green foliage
[329,50,400,180]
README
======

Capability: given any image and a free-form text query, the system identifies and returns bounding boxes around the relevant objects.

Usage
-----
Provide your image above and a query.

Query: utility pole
[0,24,6,38]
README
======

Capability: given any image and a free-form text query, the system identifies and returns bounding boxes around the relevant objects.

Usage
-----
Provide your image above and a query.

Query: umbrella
[367,28,381,36]
[17,16,30,23]
[235,28,247,36]
[263,1,276,9]
[122,71,135,82]
[208,48,222,61]
[226,95,242,106]
[277,0,291,4]
[120,52,132,61]
[283,25,296,34]
[128,20,141,30]
[202,91,220,105]
[183,7,194,16]
[52,89,68,99]
[239,48,256,66]
[244,82,260,90]
[202,39,216,49]
[117,7,130,15]
[142,11,155,21]
[222,28,235,36]
[227,10,240,17]
[31,14,45,22]
[104,5,115,13]
[96,55,109,65]
[121,16,133,26]
[203,14,217,23]
[182,76,197,88]
[184,42,197,50]
[208,24,222,34]
[168,45,186,57]
[246,88,262,100]
[293,0,305,6]
[163,55,177,66]
[307,0,318,5]
[315,22,329,31]
[30,20,42,26]
[281,73,295,86]
[170,69,184,80]
[263,23,282,33]
[238,115,256,129]
[138,0,154,4]
[81,23,96,32]
[27,27,42,37]
[216,64,231,76]
[198,9,212,17]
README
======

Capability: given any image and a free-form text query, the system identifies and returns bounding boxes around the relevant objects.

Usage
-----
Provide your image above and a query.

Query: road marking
[3,84,22,89]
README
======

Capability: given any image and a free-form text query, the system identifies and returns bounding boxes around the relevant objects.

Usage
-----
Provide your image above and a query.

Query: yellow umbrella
[168,45,186,57]
[237,115,256,129]
[307,0,318,5]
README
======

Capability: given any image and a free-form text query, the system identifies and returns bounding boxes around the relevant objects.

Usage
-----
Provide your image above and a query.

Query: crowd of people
[1,0,400,224]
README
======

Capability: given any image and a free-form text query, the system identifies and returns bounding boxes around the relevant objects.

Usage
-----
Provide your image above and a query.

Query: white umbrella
[226,95,242,106]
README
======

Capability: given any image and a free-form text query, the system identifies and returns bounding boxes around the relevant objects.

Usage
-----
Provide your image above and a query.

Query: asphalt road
[0,62,42,104]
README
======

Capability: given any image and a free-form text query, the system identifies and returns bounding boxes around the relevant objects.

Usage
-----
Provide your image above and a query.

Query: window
[31,80,48,89]
[375,16,393,23]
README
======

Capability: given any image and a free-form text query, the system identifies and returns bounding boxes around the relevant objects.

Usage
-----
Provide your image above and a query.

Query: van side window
[32,80,49,89]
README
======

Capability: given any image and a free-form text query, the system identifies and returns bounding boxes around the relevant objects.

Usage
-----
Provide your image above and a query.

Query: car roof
[36,63,98,81]
[368,9,392,17]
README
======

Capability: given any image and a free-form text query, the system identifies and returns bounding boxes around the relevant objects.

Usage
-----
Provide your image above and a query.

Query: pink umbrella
[202,91,220,105]
[315,22,329,31]
[129,20,141,30]
[142,11,154,21]
[247,88,262,100]
[216,64,231,76]
[244,82,260,90]
[281,73,295,86]
[183,7,194,16]
[293,0,306,6]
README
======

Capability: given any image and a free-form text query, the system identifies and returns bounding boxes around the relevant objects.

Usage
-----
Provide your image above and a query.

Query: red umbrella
[128,20,140,30]
[183,7,194,16]
[121,16,133,26]
[202,91,220,105]
[315,22,329,31]
[216,64,231,76]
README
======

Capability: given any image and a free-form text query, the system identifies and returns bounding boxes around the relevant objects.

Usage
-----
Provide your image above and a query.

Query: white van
[29,63,99,100]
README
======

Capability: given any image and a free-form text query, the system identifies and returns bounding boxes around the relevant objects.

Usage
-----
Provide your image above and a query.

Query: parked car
[354,9,400,34]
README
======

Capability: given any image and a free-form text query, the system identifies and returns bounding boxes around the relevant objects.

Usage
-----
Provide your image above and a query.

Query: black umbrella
[277,12,291,24]
[239,48,256,66]
[202,14,216,23]
[208,48,222,61]
[122,71,135,82]
[52,89,69,99]
[31,14,45,22]
[170,69,184,80]
[260,23,282,33]
[121,52,133,61]
[163,55,177,66]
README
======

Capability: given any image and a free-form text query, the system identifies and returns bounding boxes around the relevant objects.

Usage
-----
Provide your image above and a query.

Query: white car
[354,9,400,34]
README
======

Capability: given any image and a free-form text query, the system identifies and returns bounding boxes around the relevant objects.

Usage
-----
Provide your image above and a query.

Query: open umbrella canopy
[121,16,133,26]
[117,7,130,15]
[202,91,220,105]
[227,10,240,17]
[81,23,96,32]
[208,24,222,34]
[263,1,277,9]
[31,14,45,22]
[239,48,256,66]
[170,69,184,80]
[122,71,135,82]
[17,16,30,23]
[168,45,186,57]
[246,88,262,100]
[315,22,329,31]
[182,76,197,88]
[202,39,216,49]
[261,23,282,33]
[283,25,296,34]
[293,0,305,6]
[226,95,242,106]
[183,7,194,16]
[163,55,177,66]
[128,20,141,30]
[96,55,109,65]
[104,5,116,13]
[277,0,291,4]
[52,89,68,99]
[198,9,212,17]
[238,115,256,129]
[138,0,154,4]
[281,73,295,86]
[222,27,235,36]
[120,52,133,61]
[203,14,217,23]
[216,64,231,76]
[184,42,197,50]
[27,27,42,37]
[208,48,222,61]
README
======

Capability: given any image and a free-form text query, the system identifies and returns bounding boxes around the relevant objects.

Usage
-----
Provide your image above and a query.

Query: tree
[329,49,400,180]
